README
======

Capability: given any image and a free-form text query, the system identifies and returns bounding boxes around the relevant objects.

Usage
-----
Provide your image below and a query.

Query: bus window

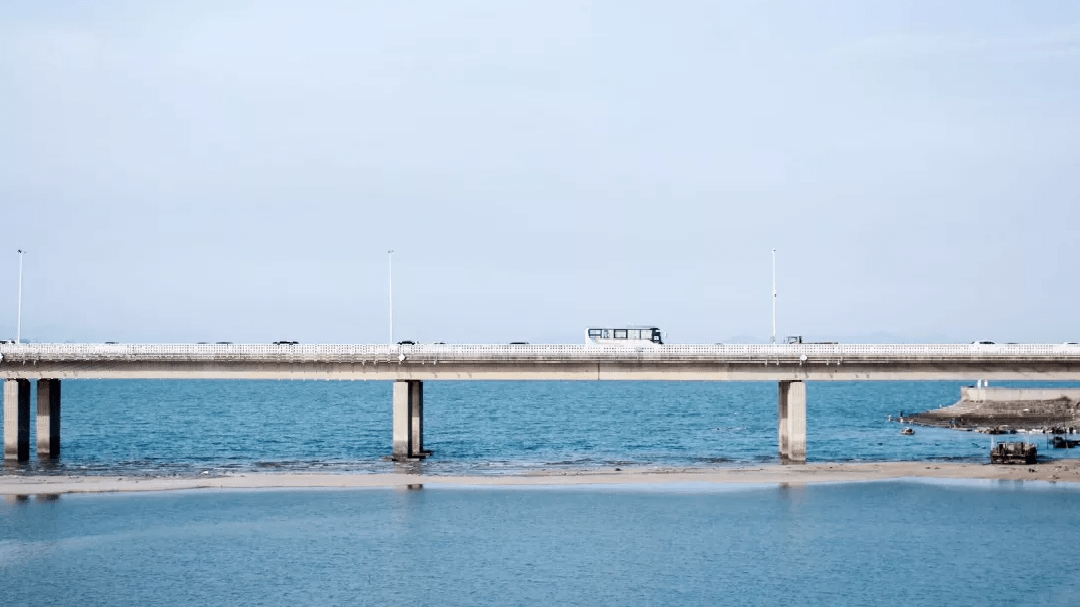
[588,329,603,338]
[614,329,627,339]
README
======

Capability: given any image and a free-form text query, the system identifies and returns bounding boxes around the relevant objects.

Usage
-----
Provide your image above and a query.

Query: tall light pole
[388,250,394,345]
[16,249,25,344]
[771,248,776,344]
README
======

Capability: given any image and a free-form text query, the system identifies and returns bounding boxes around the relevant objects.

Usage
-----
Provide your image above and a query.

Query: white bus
[585,326,663,346]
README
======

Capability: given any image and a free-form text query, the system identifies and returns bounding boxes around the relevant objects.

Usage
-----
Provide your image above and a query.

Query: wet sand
[3,461,1080,495]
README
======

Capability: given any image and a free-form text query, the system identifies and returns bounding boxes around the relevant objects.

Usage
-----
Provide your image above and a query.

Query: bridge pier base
[778,380,807,463]
[393,380,431,461]
[37,379,61,459]
[4,379,31,461]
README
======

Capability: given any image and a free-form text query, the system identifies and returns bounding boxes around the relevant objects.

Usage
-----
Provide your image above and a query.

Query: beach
[3,461,1079,496]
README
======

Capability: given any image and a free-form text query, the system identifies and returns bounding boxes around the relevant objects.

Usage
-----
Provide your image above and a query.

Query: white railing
[2,342,1080,364]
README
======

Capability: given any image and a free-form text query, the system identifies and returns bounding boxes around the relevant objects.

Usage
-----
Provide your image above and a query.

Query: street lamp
[16,249,25,344]
[771,248,776,344]
[388,250,394,345]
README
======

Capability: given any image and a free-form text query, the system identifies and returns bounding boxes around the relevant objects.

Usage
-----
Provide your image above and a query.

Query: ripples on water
[2,380,1079,477]
[2,480,1079,606]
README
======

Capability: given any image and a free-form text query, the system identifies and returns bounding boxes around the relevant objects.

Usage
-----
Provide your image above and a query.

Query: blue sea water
[4,381,1080,605]
[2,379,1079,476]
[2,480,1079,606]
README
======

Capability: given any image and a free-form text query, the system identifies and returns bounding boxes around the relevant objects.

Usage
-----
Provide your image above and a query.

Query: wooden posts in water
[392,380,431,461]
[779,380,807,463]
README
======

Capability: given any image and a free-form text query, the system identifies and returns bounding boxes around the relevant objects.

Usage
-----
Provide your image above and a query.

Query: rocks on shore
[905,394,1079,434]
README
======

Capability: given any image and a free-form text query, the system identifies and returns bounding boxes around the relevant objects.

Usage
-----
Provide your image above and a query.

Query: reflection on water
[1,480,1077,607]
[3,494,61,504]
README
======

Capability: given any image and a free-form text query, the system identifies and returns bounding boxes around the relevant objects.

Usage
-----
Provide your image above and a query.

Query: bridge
[4,342,1080,464]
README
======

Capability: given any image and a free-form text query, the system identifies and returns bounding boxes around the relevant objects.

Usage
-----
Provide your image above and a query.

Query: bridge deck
[3,343,1080,381]
[4,342,1080,362]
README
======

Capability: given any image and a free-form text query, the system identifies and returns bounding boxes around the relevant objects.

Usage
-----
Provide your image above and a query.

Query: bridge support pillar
[4,379,31,461]
[393,380,431,461]
[37,379,61,459]
[778,380,806,463]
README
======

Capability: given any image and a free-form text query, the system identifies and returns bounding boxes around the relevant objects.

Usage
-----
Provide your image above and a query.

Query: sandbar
[3,461,1079,496]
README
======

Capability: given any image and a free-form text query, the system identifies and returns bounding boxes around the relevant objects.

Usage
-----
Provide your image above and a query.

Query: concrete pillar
[36,379,61,459]
[409,380,431,458]
[787,380,807,462]
[778,382,789,457]
[778,380,807,463]
[4,379,31,461]
[393,380,431,461]
[392,381,411,460]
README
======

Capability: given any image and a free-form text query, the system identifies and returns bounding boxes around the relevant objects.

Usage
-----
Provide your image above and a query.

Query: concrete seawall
[910,387,1080,430]
[960,387,1080,403]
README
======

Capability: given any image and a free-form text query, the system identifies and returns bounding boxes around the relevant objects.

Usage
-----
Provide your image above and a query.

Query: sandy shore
[2,461,1079,496]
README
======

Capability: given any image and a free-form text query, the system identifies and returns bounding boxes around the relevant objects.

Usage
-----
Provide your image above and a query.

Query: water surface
[3,380,1079,476]
[2,480,1078,606]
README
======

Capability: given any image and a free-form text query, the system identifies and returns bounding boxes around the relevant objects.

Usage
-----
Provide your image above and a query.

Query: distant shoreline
[3,462,1079,496]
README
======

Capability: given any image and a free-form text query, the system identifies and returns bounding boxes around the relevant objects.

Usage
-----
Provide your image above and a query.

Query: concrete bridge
[4,342,1080,464]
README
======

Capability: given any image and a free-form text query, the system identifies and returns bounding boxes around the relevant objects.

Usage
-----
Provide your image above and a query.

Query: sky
[1,1,1078,345]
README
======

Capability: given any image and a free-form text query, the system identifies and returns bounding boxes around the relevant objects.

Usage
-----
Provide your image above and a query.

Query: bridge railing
[3,343,1080,364]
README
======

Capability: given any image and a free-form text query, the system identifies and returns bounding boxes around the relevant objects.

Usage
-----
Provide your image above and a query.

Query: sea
[3,379,1080,476]
[3,380,1079,605]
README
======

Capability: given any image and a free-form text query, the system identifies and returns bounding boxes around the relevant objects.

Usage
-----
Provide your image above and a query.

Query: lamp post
[16,249,25,344]
[771,248,776,344]
[388,250,394,345]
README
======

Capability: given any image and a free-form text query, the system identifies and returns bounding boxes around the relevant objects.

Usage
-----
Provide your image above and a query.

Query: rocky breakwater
[907,387,1080,435]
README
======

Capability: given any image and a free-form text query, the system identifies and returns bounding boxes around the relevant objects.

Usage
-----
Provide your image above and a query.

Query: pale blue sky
[1,1,1078,344]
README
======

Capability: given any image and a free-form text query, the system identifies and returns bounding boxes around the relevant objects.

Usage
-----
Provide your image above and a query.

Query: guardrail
[3,343,1080,364]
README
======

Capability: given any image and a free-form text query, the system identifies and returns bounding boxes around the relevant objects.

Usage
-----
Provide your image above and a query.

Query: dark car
[273,341,299,345]
[397,340,416,346]
[509,342,529,345]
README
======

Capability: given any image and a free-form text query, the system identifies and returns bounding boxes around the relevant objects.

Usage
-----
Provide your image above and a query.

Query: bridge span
[4,342,1080,464]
